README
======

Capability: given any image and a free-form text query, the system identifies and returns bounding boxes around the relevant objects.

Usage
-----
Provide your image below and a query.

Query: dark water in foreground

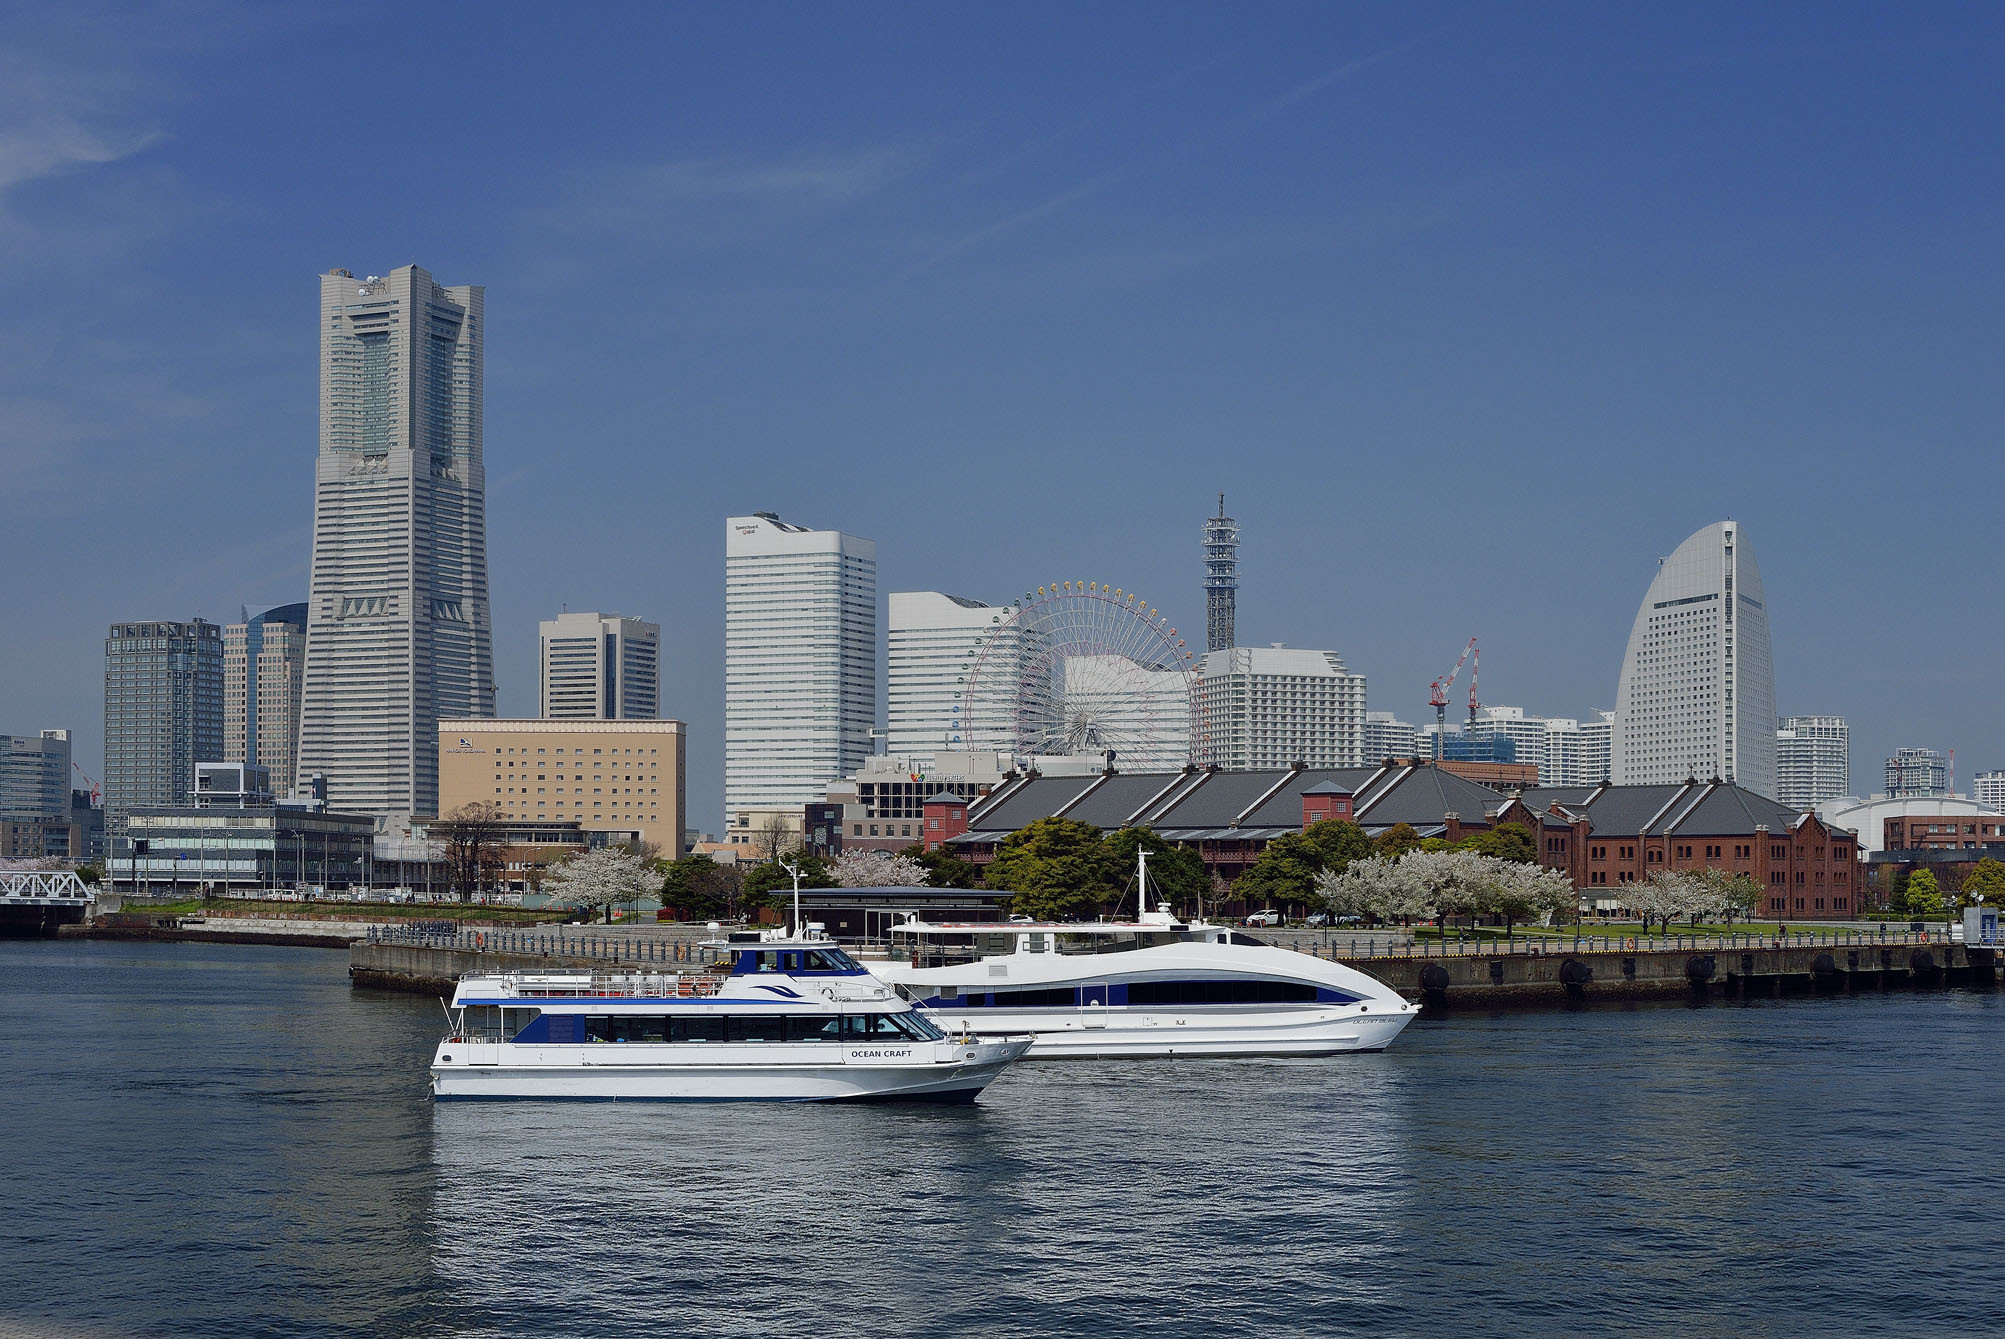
[2,941,2001,1339]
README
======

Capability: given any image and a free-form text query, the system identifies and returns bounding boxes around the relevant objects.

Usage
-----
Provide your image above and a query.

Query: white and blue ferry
[870,855,1417,1059]
[431,932,1032,1103]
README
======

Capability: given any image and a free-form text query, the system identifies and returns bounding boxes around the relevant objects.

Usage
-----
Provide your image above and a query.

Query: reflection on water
[4,941,2002,1338]
[428,1057,1413,1338]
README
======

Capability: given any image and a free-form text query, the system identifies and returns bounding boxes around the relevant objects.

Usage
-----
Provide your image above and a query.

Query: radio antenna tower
[1203,493,1239,653]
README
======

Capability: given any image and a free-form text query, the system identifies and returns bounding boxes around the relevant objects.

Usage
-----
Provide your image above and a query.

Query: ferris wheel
[954,581,1204,771]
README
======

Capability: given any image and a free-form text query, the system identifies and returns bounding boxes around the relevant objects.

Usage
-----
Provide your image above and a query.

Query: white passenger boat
[870,856,1417,1059]
[431,933,1033,1103]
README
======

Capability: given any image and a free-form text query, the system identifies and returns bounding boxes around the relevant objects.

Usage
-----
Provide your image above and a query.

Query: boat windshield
[729,947,867,976]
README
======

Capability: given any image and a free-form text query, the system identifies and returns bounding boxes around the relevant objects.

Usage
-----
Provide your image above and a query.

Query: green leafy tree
[658,854,742,920]
[1232,832,1323,913]
[1102,827,1210,915]
[1373,823,1424,859]
[74,863,104,885]
[1960,857,2005,906]
[1904,867,1945,916]
[1231,819,1371,916]
[984,817,1118,921]
[1302,819,1372,872]
[1460,822,1538,864]
[898,844,980,889]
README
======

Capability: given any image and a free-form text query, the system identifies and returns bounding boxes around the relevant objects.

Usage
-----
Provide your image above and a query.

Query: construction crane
[1427,637,1479,760]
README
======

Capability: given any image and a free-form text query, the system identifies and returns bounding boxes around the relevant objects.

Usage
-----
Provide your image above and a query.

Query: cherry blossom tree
[831,848,929,889]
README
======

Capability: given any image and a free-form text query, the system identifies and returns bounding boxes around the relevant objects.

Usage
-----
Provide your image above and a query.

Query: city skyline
[4,6,2002,826]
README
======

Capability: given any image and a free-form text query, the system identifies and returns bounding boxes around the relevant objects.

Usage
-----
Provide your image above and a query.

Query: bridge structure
[0,871,95,936]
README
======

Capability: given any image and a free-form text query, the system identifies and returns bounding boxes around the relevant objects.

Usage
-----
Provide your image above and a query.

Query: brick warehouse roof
[950,762,1514,845]
[946,767,1847,848]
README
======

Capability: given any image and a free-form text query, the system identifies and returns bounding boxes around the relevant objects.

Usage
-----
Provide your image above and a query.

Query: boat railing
[1296,925,1953,962]
[367,921,733,968]
[497,971,728,999]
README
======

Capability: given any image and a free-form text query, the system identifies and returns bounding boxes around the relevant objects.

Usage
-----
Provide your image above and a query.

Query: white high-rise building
[1466,706,1603,786]
[725,513,876,822]
[1776,715,1849,810]
[1974,771,2005,811]
[538,612,661,720]
[1580,710,1614,784]
[1363,711,1418,763]
[297,266,492,820]
[1885,747,1950,799]
[1199,646,1365,770]
[1362,711,1418,763]
[1613,521,1777,796]
[886,591,1029,765]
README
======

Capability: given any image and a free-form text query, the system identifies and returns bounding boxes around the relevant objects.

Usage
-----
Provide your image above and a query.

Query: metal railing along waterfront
[368,921,1952,967]
[366,922,731,967]
[1302,926,1948,961]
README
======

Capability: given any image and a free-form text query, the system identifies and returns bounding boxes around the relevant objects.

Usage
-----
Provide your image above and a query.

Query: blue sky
[3,2,2000,825]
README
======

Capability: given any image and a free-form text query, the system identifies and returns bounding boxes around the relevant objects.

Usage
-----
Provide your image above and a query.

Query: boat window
[672,1016,724,1044]
[988,987,1078,1008]
[786,1015,843,1042]
[779,951,803,972]
[615,1016,669,1043]
[804,948,862,973]
[462,1005,502,1037]
[502,1007,542,1041]
[727,1014,789,1043]
[838,1014,930,1042]
[890,1012,946,1041]
[1125,980,1317,1006]
[584,1016,615,1042]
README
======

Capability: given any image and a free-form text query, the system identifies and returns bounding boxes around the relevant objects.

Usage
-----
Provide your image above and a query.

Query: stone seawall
[1352,942,1995,1007]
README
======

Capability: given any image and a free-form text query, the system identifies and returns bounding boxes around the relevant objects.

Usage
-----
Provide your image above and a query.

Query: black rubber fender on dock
[1559,958,1594,987]
[1419,963,1452,992]
[1910,948,1937,974]
[1811,953,1838,979]
[1685,955,1716,982]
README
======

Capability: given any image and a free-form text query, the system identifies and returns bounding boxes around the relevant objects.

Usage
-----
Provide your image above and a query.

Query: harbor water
[3,938,2000,1338]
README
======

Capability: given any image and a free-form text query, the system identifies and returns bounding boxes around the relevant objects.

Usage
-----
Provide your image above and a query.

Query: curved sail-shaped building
[1613,521,1777,798]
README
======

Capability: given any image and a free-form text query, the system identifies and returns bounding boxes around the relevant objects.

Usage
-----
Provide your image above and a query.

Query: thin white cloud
[0,115,158,196]
[534,145,928,249]
[901,27,1453,278]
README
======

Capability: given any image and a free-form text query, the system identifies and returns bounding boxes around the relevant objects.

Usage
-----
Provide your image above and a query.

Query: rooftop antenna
[1203,493,1239,653]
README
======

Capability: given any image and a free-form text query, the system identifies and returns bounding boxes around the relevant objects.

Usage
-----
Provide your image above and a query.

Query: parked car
[1242,909,1283,927]
[1305,912,1329,927]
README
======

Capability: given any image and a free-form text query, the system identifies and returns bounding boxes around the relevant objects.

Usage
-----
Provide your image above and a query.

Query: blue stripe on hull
[431,1087,987,1104]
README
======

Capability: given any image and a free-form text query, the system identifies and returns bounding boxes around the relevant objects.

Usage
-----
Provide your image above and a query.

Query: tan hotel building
[436,719,686,853]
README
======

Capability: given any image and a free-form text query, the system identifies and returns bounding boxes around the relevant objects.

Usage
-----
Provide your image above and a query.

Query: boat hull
[430,1038,1030,1102]
[917,1004,1418,1059]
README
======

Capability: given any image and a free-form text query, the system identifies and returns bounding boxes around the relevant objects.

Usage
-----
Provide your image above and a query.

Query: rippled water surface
[3,939,2001,1338]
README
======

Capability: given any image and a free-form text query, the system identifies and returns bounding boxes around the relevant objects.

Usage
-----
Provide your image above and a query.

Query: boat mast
[780,856,803,937]
[1137,847,1150,917]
